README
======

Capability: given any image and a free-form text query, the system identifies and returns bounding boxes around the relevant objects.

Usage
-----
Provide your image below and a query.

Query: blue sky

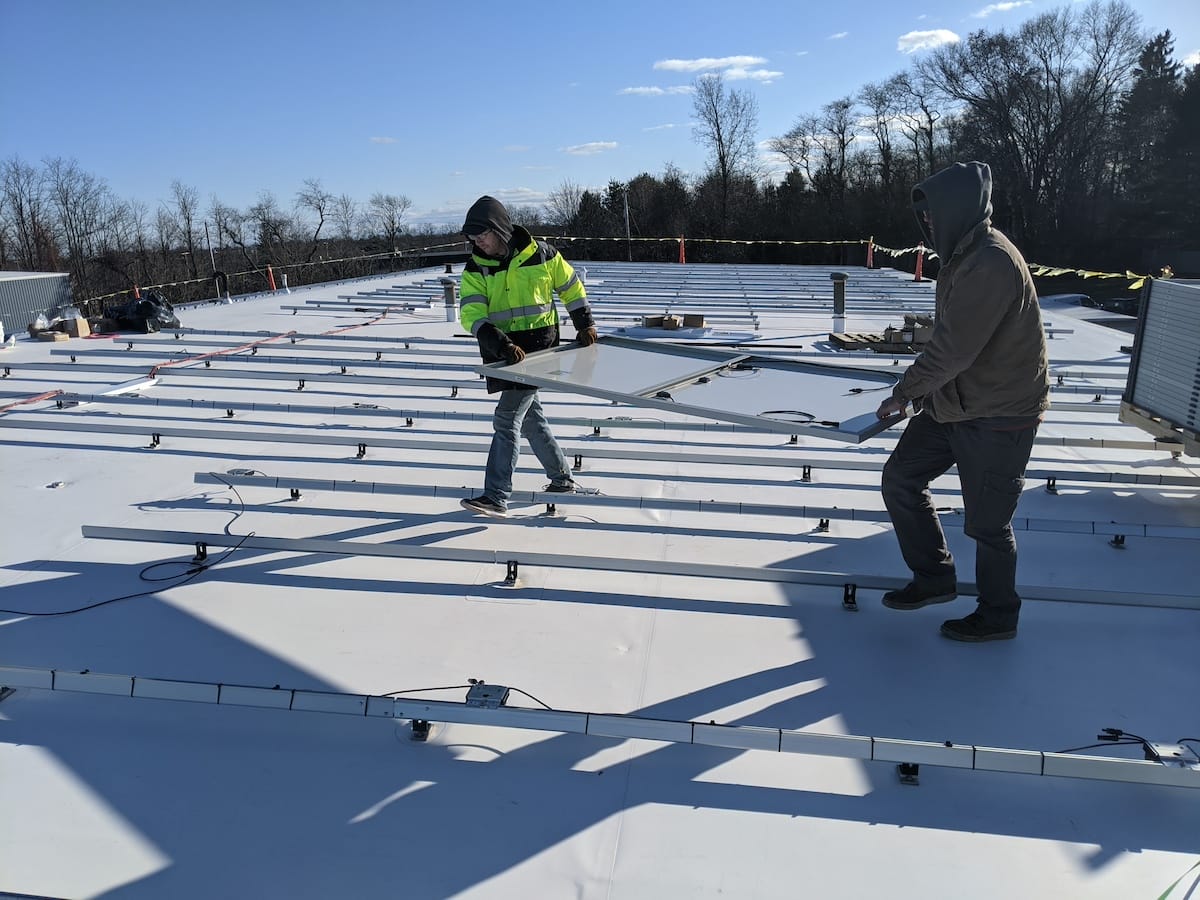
[2,0,1196,229]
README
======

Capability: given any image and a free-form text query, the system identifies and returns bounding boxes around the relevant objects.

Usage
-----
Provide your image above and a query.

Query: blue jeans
[483,389,573,508]
[881,412,1038,627]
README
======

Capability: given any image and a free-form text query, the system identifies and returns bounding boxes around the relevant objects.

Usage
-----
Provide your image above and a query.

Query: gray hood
[912,161,993,265]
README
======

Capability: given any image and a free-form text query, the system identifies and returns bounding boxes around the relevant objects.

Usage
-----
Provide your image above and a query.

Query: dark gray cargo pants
[881,411,1038,627]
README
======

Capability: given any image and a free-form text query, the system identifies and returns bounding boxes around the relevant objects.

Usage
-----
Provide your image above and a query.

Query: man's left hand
[876,396,907,420]
[577,326,598,347]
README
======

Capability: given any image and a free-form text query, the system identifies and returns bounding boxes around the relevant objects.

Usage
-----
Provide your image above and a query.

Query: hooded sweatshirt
[894,161,1049,423]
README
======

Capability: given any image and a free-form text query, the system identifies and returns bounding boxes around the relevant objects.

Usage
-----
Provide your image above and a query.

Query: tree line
[1,0,1195,313]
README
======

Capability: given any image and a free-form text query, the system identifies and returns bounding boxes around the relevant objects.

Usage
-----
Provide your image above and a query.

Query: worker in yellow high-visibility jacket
[458,195,597,517]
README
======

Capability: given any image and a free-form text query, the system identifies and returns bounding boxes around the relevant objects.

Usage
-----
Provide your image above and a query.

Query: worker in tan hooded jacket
[876,161,1049,642]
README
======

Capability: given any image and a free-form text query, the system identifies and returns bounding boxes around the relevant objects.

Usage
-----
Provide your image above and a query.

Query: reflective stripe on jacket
[459,227,588,338]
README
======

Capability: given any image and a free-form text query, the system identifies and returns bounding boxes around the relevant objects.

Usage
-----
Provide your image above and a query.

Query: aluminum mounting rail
[49,348,477,373]
[4,416,1198,487]
[193,471,1200,542]
[5,390,1122,426]
[1,664,1193,789]
[4,363,477,391]
[78,524,1200,610]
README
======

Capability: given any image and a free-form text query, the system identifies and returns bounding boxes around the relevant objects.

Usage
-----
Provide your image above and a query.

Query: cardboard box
[642,315,665,328]
[682,314,706,328]
[662,315,682,330]
[65,317,91,337]
[37,330,69,342]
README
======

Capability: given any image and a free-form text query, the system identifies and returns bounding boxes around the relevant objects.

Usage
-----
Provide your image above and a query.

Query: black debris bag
[107,291,181,332]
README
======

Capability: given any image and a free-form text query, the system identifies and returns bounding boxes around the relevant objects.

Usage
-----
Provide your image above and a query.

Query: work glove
[502,343,526,365]
[577,326,598,347]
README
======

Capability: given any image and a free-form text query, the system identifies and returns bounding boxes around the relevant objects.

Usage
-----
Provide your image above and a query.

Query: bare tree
[859,81,901,193]
[691,73,760,235]
[332,193,359,240]
[813,97,858,211]
[544,179,585,229]
[45,157,109,297]
[918,0,1143,246]
[367,192,412,250]
[169,180,201,278]
[1,156,55,270]
[889,72,943,179]
[769,114,819,186]
[295,177,333,262]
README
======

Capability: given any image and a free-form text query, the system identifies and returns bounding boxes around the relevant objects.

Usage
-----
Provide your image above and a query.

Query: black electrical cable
[0,473,252,618]
[1055,740,1145,754]
[383,684,473,697]
[507,687,553,710]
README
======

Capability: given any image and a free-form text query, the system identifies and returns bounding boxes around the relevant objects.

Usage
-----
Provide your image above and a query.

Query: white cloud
[795,50,810,56]
[643,123,679,131]
[898,29,960,53]
[563,141,618,156]
[449,171,464,177]
[828,32,849,40]
[493,187,548,205]
[725,67,783,83]
[972,1,1031,17]
[654,55,767,73]
[1184,49,1200,66]
[370,136,396,144]
[619,85,694,96]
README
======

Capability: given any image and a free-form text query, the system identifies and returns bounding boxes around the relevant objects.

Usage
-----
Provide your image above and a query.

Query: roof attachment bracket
[842,583,858,611]
[801,465,812,482]
[192,541,208,563]
[897,762,920,785]
[1108,534,1126,549]
[1045,477,1058,494]
[356,443,367,459]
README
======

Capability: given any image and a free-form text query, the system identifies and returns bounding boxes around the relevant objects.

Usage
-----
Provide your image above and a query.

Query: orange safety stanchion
[678,236,686,264]
[914,243,924,281]
[866,236,874,269]
[133,285,141,299]
[267,265,277,291]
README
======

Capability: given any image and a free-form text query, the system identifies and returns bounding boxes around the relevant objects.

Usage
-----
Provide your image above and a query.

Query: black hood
[461,195,513,243]
[912,161,993,265]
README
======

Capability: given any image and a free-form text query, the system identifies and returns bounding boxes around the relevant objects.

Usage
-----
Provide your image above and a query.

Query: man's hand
[577,326,598,347]
[876,396,907,420]
[502,343,526,365]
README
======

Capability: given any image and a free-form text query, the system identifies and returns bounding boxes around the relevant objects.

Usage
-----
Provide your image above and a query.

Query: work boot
[882,581,957,611]
[543,480,578,493]
[940,611,1017,642]
[460,496,508,518]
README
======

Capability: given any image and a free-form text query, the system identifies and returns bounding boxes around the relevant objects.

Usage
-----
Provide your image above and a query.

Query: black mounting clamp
[356,443,367,459]
[289,488,302,501]
[897,762,920,785]
[801,465,812,483]
[1108,534,1126,549]
[297,379,305,391]
[147,433,161,449]
[817,518,830,532]
[593,425,601,436]
[226,409,234,418]
[504,560,520,587]
[1045,477,1058,494]
[410,719,432,742]
[192,542,208,563]
[573,454,583,471]
[451,386,458,398]
[405,417,414,427]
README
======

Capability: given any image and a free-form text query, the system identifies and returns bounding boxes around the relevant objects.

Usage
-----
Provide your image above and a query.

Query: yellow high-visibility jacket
[459,226,593,391]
